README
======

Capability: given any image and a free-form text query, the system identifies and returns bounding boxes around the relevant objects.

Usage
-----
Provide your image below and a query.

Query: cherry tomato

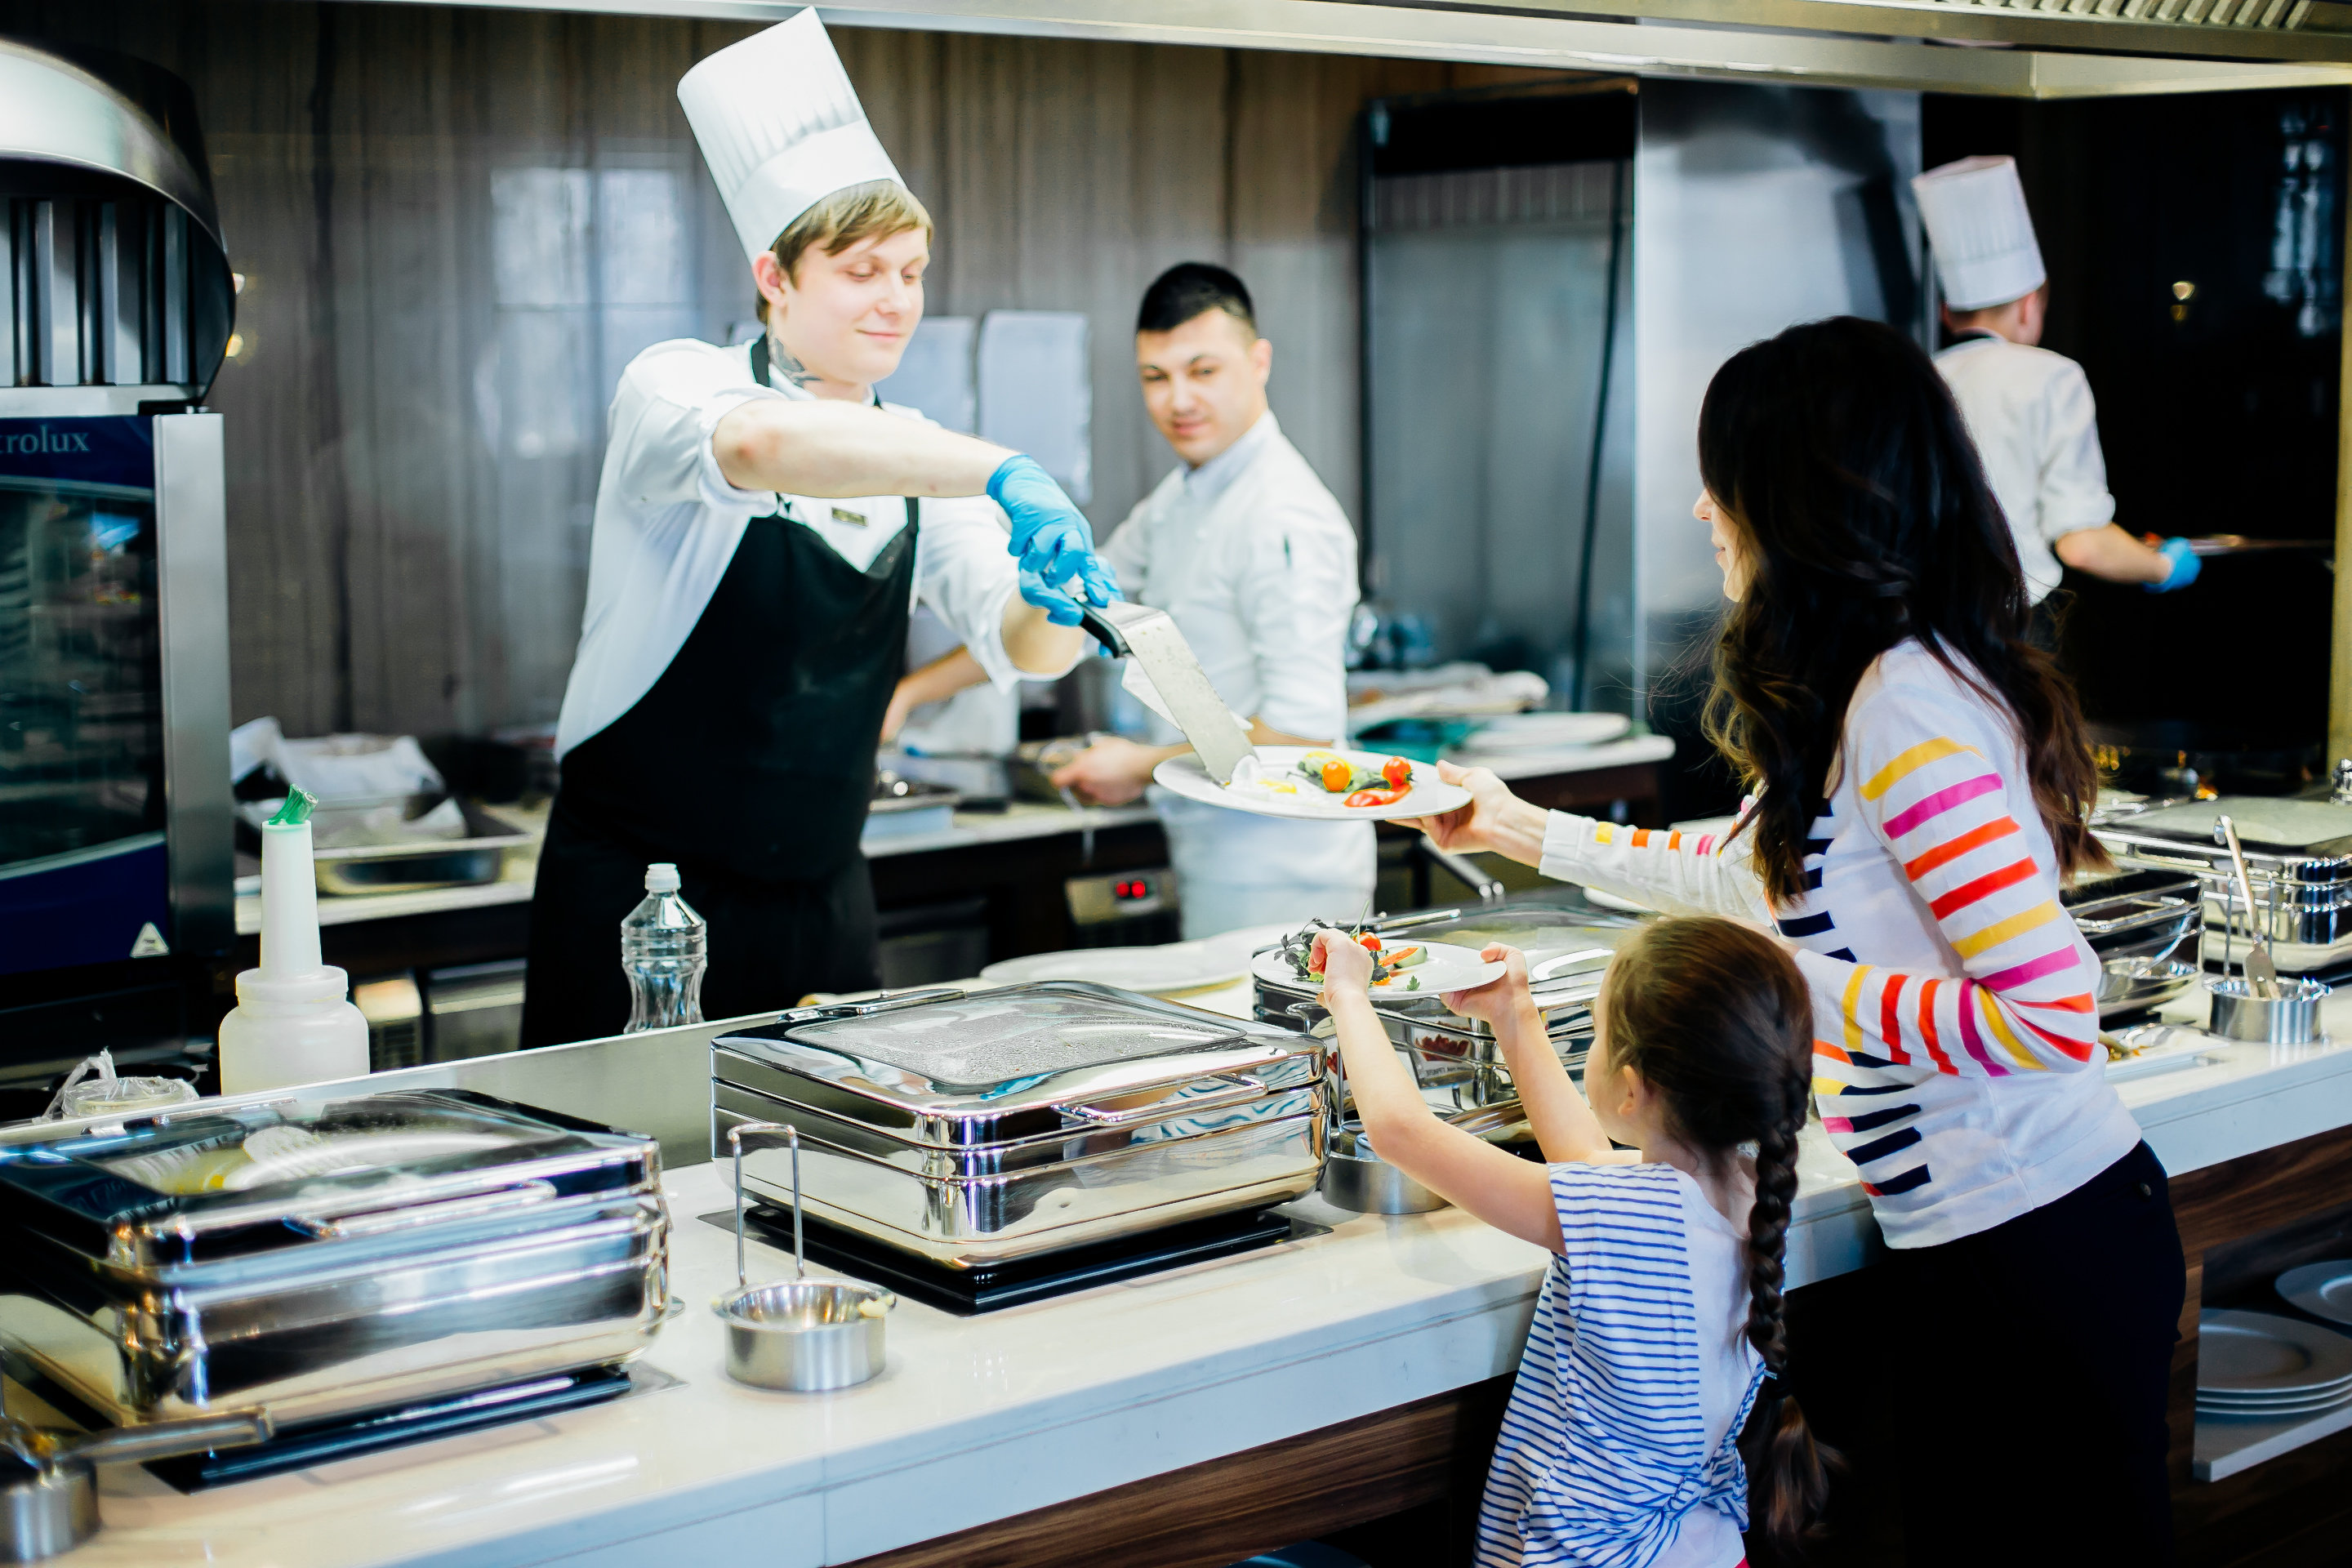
[1319,757,1352,792]
[1357,933,1382,952]
[1382,755,1412,791]
[1344,787,1405,808]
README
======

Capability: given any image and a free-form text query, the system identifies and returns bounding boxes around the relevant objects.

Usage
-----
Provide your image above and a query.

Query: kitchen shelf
[2194,1399,2352,1483]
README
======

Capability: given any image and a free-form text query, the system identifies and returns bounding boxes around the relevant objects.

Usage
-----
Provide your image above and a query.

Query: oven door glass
[0,416,166,975]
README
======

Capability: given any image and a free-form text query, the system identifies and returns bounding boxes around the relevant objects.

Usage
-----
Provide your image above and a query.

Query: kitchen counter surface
[48,980,2352,1568]
[231,740,1674,933]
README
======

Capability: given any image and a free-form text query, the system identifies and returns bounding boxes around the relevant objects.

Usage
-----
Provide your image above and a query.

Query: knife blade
[1079,602,1255,786]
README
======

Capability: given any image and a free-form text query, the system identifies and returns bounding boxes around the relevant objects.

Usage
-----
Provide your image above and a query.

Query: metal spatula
[2217,814,2281,999]
[1079,602,1254,785]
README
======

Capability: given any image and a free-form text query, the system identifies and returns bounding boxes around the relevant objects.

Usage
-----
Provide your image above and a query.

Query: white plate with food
[1154,746,1472,822]
[1251,934,1506,998]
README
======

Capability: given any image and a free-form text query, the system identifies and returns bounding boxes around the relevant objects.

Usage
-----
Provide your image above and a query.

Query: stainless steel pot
[0,1410,270,1562]
[2206,975,2331,1044]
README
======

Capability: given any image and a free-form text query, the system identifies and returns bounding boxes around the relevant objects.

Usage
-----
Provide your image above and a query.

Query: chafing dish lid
[714,981,1305,1120]
[0,1089,657,1268]
[2106,798,2352,856]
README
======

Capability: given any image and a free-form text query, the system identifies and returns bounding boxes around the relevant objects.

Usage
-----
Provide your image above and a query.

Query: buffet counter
[23,987,2350,1568]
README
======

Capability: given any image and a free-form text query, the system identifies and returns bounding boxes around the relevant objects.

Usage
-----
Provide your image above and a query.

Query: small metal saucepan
[2206,974,2332,1045]
[0,1409,270,1562]
[712,1120,893,1393]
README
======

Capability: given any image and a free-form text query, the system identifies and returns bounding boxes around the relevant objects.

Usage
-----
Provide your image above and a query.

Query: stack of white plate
[2196,1307,2352,1422]
[1457,713,1631,754]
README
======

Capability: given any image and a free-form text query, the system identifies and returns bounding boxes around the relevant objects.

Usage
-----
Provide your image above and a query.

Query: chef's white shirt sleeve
[1232,504,1358,742]
[605,341,790,519]
[913,497,1080,686]
[2034,359,2118,542]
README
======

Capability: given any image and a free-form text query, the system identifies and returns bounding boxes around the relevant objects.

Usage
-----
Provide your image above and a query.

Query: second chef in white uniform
[1050,265,1374,938]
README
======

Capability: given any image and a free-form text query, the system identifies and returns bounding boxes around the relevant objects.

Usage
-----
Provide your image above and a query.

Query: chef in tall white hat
[523,9,1116,1047]
[1914,154,2198,635]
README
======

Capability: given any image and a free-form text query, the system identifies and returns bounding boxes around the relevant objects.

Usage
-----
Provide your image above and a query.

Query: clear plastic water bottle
[621,862,706,1033]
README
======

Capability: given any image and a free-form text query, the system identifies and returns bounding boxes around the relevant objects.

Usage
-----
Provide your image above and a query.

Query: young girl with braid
[1310,917,1828,1568]
[1405,316,2185,1565]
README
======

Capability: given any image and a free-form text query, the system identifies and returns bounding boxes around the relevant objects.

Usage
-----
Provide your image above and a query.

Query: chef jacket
[1100,412,1374,928]
[1934,333,2118,605]
[555,337,1059,758]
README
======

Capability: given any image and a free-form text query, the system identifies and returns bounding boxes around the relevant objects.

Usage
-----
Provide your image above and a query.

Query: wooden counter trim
[840,1374,1516,1568]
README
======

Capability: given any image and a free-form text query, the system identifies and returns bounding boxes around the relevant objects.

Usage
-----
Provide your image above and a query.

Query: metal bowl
[713,1279,893,1392]
[2206,975,2331,1045]
[2096,957,2201,1019]
[1319,1126,1448,1214]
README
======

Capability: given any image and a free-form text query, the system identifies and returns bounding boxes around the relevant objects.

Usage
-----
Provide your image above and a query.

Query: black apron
[520,344,918,1046]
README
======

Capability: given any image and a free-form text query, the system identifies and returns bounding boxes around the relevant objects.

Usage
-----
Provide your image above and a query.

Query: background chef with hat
[520,10,1114,1046]
[1913,154,2201,639]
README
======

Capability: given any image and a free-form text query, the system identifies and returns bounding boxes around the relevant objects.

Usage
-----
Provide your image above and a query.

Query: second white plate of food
[1250,938,1506,998]
[1154,746,1472,822]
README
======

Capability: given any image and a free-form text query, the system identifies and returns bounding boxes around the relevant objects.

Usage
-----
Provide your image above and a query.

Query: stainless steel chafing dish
[0,1089,671,1428]
[2094,796,2352,973]
[2061,866,2204,1018]
[1253,905,1642,1113]
[710,982,1325,1269]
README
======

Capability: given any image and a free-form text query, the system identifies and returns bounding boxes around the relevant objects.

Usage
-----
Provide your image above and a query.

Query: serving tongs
[713,1120,894,1392]
[2217,815,2281,999]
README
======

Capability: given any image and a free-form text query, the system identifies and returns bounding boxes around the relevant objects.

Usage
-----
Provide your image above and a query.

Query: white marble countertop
[35,970,2352,1567]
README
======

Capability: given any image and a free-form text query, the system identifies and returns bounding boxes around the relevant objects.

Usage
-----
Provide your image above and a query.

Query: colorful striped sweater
[1536,641,2141,1249]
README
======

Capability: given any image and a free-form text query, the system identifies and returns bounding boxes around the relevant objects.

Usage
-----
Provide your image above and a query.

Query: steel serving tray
[709,982,1325,1267]
[0,1089,672,1426]
[2095,799,2352,971]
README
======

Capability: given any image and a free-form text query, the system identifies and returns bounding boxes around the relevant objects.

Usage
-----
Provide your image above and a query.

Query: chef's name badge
[830,506,868,528]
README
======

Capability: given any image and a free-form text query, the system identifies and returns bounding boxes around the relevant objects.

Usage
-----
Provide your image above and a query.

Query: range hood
[797,0,2352,95]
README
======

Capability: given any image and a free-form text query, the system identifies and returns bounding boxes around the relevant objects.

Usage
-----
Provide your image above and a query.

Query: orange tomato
[1357,933,1381,952]
[1319,757,1352,792]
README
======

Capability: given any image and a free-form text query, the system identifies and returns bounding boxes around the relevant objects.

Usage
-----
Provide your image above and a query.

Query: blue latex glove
[988,455,1120,610]
[1017,560,1120,628]
[2147,537,2202,593]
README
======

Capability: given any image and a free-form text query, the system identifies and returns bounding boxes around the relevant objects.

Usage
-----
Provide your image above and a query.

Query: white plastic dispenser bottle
[621,862,706,1033]
[217,788,371,1094]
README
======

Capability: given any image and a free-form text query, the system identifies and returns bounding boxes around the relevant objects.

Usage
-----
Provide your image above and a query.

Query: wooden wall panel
[0,2,1567,741]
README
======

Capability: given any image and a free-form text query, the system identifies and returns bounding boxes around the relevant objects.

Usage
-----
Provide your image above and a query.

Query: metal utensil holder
[1291,1003,1450,1215]
[2206,974,2331,1045]
[711,1120,896,1392]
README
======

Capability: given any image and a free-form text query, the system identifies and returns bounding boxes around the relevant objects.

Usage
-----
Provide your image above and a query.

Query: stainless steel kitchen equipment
[0,1089,674,1428]
[305,800,532,896]
[710,982,1325,1268]
[1077,602,1254,785]
[0,40,237,1082]
[2095,799,2352,973]
[0,1409,268,1562]
[864,772,960,843]
[1254,905,1638,1115]
[2219,816,2283,998]
[2063,866,2205,1019]
[2207,975,2331,1045]
[714,1120,893,1392]
[1312,1023,1446,1216]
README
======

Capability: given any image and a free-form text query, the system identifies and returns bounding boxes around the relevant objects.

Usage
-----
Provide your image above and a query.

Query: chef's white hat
[1912,155,2046,313]
[678,10,906,265]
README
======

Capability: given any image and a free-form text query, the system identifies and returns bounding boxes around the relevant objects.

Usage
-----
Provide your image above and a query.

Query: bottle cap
[645,862,682,893]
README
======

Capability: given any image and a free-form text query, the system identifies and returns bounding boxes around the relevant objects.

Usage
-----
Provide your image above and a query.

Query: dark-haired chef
[1913,155,2199,635]
[520,11,1113,1046]
[1049,264,1374,938]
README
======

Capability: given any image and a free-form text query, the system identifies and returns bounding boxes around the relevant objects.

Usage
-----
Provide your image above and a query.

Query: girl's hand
[1443,942,1531,1026]
[1312,929,1374,1004]
[1397,762,1547,866]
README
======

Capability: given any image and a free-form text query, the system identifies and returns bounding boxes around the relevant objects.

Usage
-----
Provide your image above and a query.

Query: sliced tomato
[1319,757,1353,792]
[1382,755,1412,791]
[1344,786,1405,808]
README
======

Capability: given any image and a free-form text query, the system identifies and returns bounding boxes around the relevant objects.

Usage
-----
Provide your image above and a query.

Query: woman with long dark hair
[1409,315,2185,1564]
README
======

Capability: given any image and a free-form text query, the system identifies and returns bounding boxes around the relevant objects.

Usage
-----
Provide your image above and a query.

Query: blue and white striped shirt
[1477,1162,1765,1568]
